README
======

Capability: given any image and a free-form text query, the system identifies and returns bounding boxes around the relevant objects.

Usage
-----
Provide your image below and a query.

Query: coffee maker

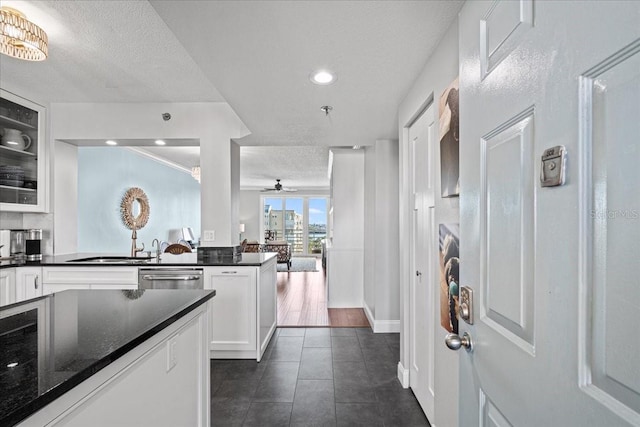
[10,229,42,261]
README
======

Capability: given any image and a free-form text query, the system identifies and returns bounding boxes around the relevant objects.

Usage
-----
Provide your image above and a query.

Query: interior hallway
[276,259,370,328]
[211,327,428,426]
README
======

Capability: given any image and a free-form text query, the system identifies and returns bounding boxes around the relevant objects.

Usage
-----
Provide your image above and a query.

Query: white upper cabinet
[0,89,47,212]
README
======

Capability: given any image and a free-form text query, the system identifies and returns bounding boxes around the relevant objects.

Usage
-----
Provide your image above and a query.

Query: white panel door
[15,267,42,302]
[409,103,436,420]
[458,1,640,426]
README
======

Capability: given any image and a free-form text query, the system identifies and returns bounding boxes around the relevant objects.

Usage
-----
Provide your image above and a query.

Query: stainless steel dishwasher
[138,268,204,290]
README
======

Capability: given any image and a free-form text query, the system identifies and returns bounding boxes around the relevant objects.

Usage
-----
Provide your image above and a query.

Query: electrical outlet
[203,230,215,241]
[166,336,178,372]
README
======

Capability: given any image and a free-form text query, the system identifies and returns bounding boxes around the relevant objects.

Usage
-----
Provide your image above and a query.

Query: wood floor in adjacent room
[276,258,370,328]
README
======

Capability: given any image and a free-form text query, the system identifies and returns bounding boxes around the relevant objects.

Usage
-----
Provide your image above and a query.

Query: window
[263,196,328,255]
[308,198,327,254]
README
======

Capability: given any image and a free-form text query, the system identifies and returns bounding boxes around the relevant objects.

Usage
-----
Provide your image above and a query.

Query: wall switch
[166,336,178,372]
[203,230,215,241]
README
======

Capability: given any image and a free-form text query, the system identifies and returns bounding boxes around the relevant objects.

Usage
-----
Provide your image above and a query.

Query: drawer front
[42,267,138,285]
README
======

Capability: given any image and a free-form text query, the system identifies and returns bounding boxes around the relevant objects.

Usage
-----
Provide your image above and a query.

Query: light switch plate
[203,230,215,241]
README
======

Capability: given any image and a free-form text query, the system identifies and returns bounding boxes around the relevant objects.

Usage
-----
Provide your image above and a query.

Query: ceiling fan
[261,179,297,193]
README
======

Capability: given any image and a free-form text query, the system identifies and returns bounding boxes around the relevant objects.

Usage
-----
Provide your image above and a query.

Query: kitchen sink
[66,256,152,264]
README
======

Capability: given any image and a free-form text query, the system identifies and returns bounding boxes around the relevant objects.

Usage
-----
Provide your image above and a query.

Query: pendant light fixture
[0,7,48,61]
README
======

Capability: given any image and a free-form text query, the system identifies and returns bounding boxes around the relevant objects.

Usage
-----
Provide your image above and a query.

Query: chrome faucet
[130,227,145,258]
[152,238,162,261]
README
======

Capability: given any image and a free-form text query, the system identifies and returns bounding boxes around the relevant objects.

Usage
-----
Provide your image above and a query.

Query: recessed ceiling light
[154,139,166,146]
[105,140,117,146]
[310,70,336,85]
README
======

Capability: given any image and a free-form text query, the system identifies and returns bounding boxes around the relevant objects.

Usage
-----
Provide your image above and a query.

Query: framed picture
[439,77,460,198]
[439,223,460,333]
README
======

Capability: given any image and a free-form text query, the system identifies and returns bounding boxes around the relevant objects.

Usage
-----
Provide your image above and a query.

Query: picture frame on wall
[439,77,460,198]
[439,223,460,334]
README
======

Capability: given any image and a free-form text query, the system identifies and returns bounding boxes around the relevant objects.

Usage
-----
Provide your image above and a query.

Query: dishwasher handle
[141,275,202,281]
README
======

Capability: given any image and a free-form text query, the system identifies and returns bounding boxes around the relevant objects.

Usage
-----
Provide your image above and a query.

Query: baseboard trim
[373,320,400,333]
[363,302,401,333]
[363,301,375,329]
[397,361,409,388]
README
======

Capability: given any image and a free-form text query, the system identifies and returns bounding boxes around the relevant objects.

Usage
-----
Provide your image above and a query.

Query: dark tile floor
[211,327,430,426]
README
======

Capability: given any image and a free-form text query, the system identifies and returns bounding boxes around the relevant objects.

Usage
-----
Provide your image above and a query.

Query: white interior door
[409,103,436,420]
[457,1,640,425]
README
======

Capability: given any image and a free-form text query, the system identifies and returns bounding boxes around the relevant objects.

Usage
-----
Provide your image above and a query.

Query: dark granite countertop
[0,251,276,269]
[0,289,215,426]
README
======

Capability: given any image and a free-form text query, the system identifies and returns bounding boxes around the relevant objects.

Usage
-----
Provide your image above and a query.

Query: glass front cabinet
[0,90,47,212]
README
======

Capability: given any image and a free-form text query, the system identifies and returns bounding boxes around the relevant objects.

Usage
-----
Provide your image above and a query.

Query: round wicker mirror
[120,187,150,230]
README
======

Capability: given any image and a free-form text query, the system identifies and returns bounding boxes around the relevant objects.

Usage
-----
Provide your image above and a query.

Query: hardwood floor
[327,308,370,327]
[277,258,370,328]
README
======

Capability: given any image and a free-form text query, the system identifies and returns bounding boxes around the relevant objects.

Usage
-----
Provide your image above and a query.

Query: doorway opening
[276,258,370,327]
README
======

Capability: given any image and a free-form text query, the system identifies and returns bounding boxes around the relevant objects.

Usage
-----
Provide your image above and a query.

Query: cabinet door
[0,90,47,212]
[205,267,257,352]
[0,268,16,306]
[16,267,42,302]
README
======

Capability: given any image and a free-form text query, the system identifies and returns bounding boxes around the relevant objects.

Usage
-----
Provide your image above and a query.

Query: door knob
[445,332,473,352]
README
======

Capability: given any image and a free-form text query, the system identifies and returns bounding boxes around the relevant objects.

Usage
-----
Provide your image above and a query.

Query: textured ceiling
[150,0,464,147]
[0,0,463,190]
[241,146,331,190]
[0,0,223,103]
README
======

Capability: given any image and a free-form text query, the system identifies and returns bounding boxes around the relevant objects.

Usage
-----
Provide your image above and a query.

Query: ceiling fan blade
[282,188,297,192]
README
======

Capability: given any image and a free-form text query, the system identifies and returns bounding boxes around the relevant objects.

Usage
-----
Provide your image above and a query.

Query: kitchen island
[0,289,215,427]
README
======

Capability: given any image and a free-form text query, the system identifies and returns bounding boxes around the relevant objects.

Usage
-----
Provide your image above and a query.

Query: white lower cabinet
[0,268,16,306]
[204,257,276,361]
[1,267,44,306]
[15,267,43,302]
[41,267,138,295]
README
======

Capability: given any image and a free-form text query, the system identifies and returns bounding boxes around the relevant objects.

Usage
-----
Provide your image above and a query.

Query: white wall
[52,141,78,254]
[328,149,364,308]
[230,141,241,243]
[363,140,400,332]
[50,102,249,250]
[364,148,376,314]
[398,16,460,427]
[374,140,400,324]
[239,190,263,242]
